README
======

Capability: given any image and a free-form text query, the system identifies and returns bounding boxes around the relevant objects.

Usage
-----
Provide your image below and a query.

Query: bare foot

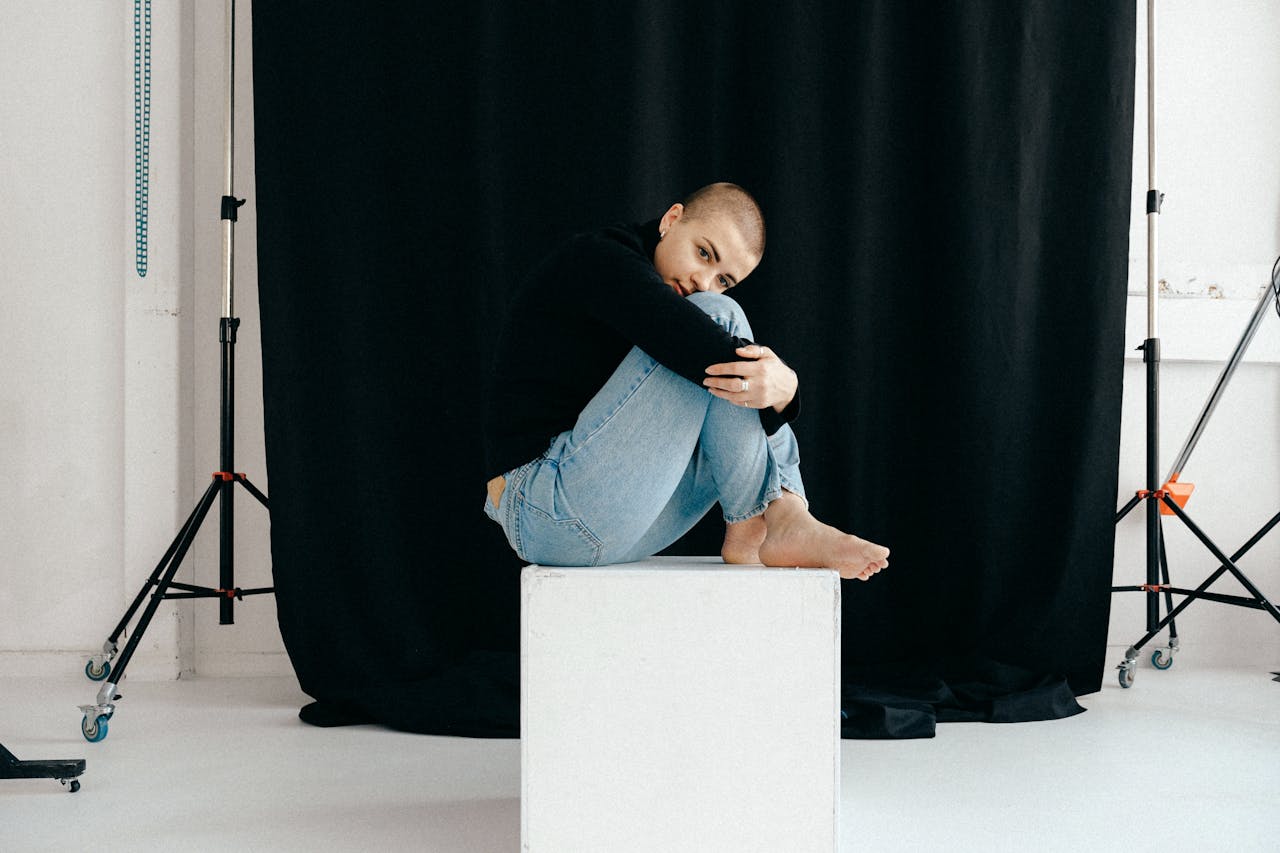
[722,515,767,564]
[758,492,890,581]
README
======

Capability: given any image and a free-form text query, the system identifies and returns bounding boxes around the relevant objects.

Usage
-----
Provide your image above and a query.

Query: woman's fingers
[702,373,756,392]
[707,343,775,377]
[704,360,762,378]
[703,370,765,408]
[705,385,762,408]
[705,345,791,409]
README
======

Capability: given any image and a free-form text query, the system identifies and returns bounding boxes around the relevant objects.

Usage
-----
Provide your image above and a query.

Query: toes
[856,562,885,581]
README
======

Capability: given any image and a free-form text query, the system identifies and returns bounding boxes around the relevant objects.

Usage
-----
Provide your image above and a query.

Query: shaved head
[679,182,766,260]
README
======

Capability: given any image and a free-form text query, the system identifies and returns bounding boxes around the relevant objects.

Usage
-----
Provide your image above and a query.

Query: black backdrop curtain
[252,1,1134,738]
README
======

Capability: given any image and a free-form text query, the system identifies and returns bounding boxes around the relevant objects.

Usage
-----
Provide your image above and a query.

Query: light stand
[1110,0,1280,688]
[77,0,272,741]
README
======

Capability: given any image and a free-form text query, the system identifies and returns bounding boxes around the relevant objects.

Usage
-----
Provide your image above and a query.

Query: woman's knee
[686,291,754,337]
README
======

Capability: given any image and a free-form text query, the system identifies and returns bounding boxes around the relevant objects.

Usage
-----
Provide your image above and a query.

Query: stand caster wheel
[1118,666,1135,688]
[1151,649,1174,670]
[60,778,81,793]
[81,714,109,743]
[85,659,111,682]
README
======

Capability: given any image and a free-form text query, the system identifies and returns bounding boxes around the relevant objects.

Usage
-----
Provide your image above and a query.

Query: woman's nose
[691,273,709,292]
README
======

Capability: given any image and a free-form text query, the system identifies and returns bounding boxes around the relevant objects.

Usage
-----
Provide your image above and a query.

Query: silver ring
[741,378,749,393]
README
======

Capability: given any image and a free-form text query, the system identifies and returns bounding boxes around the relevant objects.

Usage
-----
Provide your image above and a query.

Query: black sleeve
[760,387,801,434]
[574,231,800,433]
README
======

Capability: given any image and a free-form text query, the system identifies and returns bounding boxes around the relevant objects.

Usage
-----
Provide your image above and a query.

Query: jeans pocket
[517,501,603,567]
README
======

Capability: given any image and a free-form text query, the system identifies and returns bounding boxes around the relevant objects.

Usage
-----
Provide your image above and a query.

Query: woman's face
[652,204,758,298]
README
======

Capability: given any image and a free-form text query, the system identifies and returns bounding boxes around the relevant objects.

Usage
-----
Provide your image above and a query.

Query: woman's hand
[703,345,797,413]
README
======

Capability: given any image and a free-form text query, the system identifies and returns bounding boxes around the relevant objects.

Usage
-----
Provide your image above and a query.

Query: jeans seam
[523,500,604,566]
[723,503,769,524]
[502,461,536,562]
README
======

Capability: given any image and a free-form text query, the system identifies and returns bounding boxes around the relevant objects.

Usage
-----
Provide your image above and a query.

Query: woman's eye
[719,276,728,288]
[698,247,709,259]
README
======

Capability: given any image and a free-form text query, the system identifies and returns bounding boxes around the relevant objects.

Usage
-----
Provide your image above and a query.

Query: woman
[483,182,889,580]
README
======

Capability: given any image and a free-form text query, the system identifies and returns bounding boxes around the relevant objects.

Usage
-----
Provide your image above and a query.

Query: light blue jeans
[484,291,805,566]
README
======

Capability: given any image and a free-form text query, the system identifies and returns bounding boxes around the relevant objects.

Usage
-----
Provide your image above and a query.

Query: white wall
[2,2,168,678]
[1112,0,1280,671]
[0,0,284,681]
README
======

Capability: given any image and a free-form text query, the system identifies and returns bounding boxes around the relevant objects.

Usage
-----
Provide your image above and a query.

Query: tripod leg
[79,478,222,742]
[110,479,220,681]
[235,475,269,509]
[1158,522,1176,634]
[86,489,212,682]
[1115,493,1143,524]
[1151,523,1179,670]
[1162,496,1280,624]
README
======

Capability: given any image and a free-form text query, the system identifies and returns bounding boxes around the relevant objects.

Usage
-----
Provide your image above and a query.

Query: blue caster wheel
[81,713,109,743]
[85,659,111,681]
[1118,666,1135,688]
[1151,649,1174,670]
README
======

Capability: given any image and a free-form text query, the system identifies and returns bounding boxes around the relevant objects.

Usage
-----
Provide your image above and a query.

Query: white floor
[1,661,1276,852]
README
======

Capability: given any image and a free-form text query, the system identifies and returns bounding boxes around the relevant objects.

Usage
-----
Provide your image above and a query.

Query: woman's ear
[658,203,684,235]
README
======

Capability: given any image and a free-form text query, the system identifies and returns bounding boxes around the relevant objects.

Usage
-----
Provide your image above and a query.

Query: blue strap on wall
[133,0,151,278]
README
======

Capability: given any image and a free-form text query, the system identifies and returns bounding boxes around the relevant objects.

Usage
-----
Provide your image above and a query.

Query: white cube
[521,557,841,853]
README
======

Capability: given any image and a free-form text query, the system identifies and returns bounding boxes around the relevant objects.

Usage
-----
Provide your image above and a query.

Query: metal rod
[222,0,235,321]
[1158,521,1177,639]
[1146,0,1158,339]
[1144,334,1161,632]
[108,479,223,682]
[1141,0,1162,632]
[1115,493,1143,524]
[1161,496,1280,622]
[219,0,237,625]
[1165,283,1276,481]
[236,476,271,508]
[220,321,236,625]
[1110,509,1280,649]
[108,489,211,643]
[1151,588,1271,610]
[1104,585,1271,610]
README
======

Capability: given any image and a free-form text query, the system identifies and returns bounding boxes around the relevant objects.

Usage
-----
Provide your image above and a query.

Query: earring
[659,231,666,239]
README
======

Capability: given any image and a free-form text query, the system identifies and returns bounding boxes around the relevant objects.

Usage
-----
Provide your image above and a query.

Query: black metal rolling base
[1,742,84,793]
[78,471,271,743]
[1112,495,1280,688]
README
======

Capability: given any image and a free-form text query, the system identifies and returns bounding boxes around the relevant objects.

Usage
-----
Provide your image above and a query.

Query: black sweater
[483,220,799,479]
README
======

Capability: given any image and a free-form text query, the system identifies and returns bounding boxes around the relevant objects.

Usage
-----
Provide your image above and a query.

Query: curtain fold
[252,0,1134,738]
